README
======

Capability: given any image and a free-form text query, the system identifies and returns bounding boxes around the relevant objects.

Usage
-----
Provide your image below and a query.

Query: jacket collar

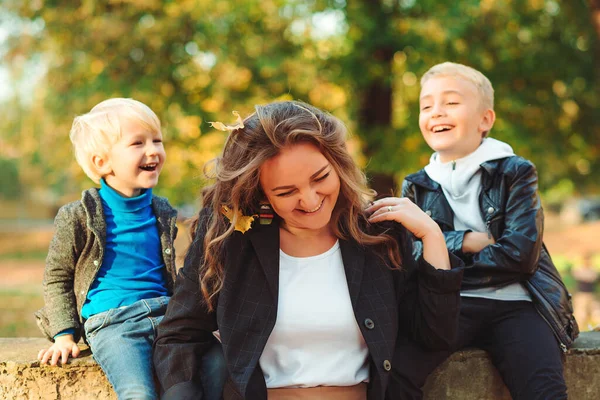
[480,158,505,191]
[247,219,281,302]
[405,169,439,191]
[406,158,507,192]
[339,239,366,309]
[81,188,106,244]
[480,159,501,175]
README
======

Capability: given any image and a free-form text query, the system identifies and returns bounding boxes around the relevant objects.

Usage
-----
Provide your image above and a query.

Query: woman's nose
[299,190,320,211]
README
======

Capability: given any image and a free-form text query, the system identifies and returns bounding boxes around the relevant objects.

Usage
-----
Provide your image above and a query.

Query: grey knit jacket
[35,188,178,342]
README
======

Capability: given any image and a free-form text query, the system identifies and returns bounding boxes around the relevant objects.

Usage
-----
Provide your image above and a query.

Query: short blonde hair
[70,98,161,183]
[421,62,494,111]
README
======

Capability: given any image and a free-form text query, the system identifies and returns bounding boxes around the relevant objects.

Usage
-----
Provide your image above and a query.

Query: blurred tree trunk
[591,0,600,80]
[590,0,600,40]
[353,0,398,197]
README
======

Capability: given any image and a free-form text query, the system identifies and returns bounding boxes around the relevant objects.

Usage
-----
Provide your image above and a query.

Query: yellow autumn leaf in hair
[209,111,245,132]
[221,204,255,234]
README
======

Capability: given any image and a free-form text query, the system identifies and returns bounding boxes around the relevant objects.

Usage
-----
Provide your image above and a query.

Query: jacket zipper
[526,280,569,352]
[485,214,503,240]
[485,211,569,350]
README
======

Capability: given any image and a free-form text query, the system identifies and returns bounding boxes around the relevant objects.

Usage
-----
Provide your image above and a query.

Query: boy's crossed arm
[462,232,496,254]
[402,159,543,285]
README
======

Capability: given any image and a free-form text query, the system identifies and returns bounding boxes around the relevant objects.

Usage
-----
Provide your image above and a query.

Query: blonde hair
[197,101,404,310]
[421,62,494,111]
[69,98,161,183]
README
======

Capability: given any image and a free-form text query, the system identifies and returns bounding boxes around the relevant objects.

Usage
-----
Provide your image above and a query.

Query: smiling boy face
[97,118,166,198]
[419,76,495,163]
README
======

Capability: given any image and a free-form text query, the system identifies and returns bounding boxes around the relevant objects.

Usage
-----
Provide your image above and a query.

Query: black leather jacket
[402,156,579,351]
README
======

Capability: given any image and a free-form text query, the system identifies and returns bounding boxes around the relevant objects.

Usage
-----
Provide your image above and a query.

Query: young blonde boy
[35,98,178,399]
[390,62,578,399]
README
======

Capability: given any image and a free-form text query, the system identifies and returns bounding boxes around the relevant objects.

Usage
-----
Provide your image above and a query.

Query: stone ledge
[1,333,599,399]
[423,331,600,400]
[0,338,115,400]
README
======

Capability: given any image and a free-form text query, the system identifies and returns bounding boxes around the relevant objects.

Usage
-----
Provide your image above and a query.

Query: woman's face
[259,142,341,234]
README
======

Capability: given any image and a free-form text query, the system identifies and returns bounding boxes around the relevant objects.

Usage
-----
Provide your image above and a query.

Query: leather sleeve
[466,159,543,286]
[443,230,470,259]
[402,179,470,262]
[400,179,416,203]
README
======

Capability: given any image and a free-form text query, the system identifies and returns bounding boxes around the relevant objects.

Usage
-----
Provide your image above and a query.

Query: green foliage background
[0,0,598,210]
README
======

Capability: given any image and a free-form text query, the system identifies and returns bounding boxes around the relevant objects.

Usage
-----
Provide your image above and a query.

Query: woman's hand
[366,197,450,270]
[38,334,80,366]
[366,197,440,240]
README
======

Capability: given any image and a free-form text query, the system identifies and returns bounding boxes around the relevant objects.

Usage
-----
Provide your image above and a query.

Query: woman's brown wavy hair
[197,101,403,310]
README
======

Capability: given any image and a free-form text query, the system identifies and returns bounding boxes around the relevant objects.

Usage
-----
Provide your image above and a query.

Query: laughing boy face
[419,75,495,162]
[100,117,166,197]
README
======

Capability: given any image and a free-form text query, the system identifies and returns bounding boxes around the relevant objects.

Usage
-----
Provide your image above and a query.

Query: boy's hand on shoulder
[463,232,495,254]
[38,334,81,366]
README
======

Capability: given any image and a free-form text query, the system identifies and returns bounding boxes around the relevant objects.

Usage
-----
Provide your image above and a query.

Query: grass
[0,288,45,337]
[0,250,47,261]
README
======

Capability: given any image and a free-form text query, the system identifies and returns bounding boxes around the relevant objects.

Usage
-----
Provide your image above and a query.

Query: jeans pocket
[84,309,111,340]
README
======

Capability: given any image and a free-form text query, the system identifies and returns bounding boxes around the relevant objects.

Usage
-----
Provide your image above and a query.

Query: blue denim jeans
[84,296,169,400]
[202,343,227,399]
[85,296,227,400]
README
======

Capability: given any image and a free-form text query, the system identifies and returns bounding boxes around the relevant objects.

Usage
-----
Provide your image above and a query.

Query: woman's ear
[92,154,112,175]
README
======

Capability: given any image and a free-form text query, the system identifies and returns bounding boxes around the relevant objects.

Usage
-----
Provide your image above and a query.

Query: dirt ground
[544,219,600,259]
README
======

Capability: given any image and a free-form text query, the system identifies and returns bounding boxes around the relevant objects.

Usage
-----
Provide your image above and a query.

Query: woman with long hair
[154,101,463,400]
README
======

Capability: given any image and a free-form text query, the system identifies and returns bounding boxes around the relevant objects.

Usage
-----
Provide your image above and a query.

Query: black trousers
[388,297,567,400]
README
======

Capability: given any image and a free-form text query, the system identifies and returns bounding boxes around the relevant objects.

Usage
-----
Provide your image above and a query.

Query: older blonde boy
[35,98,178,399]
[389,63,577,399]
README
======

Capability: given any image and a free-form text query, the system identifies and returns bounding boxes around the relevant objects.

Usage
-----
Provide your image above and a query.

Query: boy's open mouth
[140,163,158,172]
[432,125,453,133]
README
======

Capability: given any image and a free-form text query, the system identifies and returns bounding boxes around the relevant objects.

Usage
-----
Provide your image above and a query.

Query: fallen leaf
[221,205,255,234]
[209,111,245,132]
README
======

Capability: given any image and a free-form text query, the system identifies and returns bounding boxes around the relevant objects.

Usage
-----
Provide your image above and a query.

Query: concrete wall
[2,333,599,399]
[423,332,600,399]
[0,338,115,400]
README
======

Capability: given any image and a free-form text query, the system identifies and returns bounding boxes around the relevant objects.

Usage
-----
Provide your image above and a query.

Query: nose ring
[387,206,393,212]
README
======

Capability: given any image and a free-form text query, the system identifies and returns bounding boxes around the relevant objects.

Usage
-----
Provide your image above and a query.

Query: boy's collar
[405,170,439,191]
[406,158,505,191]
[480,160,500,176]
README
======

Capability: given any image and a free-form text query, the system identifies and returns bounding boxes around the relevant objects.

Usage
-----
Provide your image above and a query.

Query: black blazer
[153,211,463,400]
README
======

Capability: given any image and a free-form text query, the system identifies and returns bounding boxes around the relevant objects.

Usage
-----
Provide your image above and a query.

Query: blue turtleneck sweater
[81,180,168,319]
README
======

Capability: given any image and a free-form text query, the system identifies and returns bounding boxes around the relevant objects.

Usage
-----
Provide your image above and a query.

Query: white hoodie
[424,137,531,302]
[424,137,514,232]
